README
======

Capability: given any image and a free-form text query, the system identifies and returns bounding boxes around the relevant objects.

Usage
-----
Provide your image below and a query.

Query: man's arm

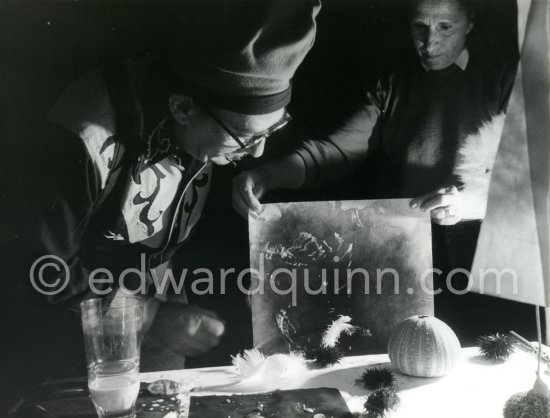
[38,122,103,305]
[39,122,225,358]
[232,88,386,218]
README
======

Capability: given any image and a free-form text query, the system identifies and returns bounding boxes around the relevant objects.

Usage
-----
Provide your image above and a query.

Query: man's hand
[150,303,225,357]
[231,155,308,219]
[410,186,462,226]
[232,170,267,219]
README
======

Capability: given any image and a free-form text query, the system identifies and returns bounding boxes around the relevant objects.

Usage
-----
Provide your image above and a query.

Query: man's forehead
[215,107,285,136]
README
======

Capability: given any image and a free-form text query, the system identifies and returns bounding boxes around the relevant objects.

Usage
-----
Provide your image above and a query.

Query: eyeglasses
[203,106,292,164]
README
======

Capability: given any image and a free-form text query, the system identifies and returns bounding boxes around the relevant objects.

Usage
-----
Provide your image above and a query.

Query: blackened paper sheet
[249,199,433,356]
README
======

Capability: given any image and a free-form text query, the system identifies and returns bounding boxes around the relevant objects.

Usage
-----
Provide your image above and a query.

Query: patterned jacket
[41,62,212,303]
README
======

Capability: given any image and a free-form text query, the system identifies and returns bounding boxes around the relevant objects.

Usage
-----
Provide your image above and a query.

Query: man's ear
[169,94,195,125]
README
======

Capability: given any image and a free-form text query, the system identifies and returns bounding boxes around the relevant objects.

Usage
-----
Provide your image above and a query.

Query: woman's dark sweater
[295,53,516,197]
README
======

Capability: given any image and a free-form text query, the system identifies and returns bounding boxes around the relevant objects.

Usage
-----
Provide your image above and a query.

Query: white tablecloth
[141,346,550,418]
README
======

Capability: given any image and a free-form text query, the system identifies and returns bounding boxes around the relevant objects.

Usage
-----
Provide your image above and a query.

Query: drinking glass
[81,297,144,418]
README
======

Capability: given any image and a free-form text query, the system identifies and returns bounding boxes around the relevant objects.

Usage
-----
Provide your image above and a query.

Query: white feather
[322,315,356,348]
[261,352,308,380]
[231,350,309,381]
[231,349,266,378]
[231,349,307,381]
[455,113,506,220]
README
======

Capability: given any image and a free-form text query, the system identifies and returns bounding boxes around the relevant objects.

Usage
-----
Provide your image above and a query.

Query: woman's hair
[407,0,477,22]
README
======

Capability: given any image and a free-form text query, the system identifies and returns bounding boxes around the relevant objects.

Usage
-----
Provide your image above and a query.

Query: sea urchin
[503,390,548,418]
[477,333,516,362]
[364,385,400,417]
[358,366,395,390]
[313,345,344,367]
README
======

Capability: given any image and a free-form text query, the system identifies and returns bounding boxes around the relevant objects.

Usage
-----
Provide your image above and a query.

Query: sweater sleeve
[292,78,388,188]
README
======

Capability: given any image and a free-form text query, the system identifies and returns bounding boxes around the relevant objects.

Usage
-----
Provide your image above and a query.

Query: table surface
[140,346,550,418]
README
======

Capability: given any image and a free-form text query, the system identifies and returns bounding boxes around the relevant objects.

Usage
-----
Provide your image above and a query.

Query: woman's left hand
[410,185,462,225]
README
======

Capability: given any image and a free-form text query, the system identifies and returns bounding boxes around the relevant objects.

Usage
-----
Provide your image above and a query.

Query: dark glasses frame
[202,106,292,151]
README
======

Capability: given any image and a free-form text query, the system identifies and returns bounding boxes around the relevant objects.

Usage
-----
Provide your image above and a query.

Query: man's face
[178,104,286,166]
[197,108,284,165]
[409,0,473,71]
[201,107,287,166]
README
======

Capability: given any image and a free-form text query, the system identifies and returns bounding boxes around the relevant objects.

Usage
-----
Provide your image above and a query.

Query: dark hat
[167,0,321,114]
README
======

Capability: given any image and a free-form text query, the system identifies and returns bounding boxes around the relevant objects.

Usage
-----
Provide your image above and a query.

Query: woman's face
[410,0,473,71]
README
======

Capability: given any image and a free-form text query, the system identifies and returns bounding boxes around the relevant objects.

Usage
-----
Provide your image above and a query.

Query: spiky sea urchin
[477,333,516,362]
[313,345,344,367]
[364,385,400,417]
[503,390,549,418]
[358,366,395,390]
